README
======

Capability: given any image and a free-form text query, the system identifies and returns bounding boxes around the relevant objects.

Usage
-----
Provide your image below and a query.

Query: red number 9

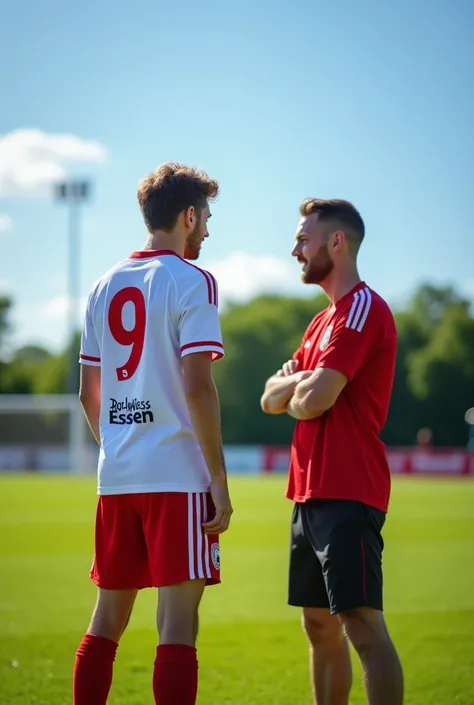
[108,287,146,381]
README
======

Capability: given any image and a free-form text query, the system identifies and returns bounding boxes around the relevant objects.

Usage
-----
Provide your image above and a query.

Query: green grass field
[0,475,473,705]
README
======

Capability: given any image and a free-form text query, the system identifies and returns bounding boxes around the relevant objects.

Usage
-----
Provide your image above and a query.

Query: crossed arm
[260,359,348,421]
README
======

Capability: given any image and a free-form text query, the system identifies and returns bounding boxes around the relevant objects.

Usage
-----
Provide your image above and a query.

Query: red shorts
[90,492,220,590]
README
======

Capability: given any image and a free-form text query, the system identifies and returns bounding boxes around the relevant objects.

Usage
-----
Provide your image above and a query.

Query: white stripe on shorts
[187,493,195,580]
[202,494,212,578]
[188,493,213,581]
[195,493,204,579]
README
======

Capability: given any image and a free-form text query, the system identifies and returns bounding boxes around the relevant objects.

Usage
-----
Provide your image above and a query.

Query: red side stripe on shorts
[360,539,367,602]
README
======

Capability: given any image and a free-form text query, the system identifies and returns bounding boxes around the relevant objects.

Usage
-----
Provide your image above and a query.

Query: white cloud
[0,279,10,294]
[203,251,307,304]
[39,295,88,320]
[0,129,107,196]
[0,213,12,231]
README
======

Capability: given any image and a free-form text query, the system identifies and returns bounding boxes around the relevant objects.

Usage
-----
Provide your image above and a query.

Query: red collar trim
[129,249,182,259]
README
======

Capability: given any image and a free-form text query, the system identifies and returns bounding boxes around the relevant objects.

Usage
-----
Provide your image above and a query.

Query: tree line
[0,283,473,447]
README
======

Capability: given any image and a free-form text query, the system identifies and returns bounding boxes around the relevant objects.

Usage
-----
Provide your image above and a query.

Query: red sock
[153,644,198,705]
[73,633,118,705]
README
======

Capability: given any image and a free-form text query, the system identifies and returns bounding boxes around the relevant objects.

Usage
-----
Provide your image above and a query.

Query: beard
[183,220,203,260]
[300,243,334,284]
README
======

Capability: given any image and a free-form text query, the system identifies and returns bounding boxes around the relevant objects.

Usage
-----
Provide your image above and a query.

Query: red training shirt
[286,282,397,513]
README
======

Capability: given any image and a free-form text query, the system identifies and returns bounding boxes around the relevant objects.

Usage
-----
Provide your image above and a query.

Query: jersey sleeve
[178,273,224,361]
[292,338,306,366]
[317,291,380,381]
[79,293,101,367]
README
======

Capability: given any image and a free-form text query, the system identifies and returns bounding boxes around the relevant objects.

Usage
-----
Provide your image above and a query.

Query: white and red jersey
[79,249,224,496]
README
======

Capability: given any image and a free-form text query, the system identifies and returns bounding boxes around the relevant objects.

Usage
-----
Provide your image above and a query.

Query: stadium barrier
[0,444,473,475]
[262,446,474,476]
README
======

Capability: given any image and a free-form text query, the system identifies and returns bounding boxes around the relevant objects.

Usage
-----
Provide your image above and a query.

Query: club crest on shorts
[211,542,220,570]
[320,325,334,351]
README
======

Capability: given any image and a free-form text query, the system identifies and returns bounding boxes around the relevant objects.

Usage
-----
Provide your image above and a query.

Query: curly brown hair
[137,162,219,233]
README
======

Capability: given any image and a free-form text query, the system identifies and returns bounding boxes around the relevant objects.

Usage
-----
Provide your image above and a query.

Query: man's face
[291,214,334,284]
[184,204,211,260]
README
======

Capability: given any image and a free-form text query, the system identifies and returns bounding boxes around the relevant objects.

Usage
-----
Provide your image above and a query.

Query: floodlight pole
[465,407,474,452]
[55,180,91,395]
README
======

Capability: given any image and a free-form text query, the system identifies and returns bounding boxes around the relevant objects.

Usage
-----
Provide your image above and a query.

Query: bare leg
[88,588,138,642]
[340,607,403,705]
[157,578,206,645]
[303,608,353,705]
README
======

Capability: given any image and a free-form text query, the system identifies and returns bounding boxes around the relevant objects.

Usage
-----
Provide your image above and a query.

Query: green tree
[33,333,81,395]
[14,345,52,364]
[409,283,470,332]
[0,344,54,395]
[382,310,429,445]
[407,305,474,445]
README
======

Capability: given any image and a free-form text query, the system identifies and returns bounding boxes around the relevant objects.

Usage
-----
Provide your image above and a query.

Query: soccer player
[73,163,233,705]
[260,199,404,705]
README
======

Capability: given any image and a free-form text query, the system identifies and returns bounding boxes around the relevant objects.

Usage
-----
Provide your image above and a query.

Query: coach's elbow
[260,392,285,415]
[260,392,270,414]
[295,390,331,419]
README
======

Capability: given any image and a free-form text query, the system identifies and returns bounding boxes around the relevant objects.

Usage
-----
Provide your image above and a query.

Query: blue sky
[1,0,473,352]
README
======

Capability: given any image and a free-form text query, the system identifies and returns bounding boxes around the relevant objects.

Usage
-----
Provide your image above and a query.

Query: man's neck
[320,268,362,305]
[142,231,184,257]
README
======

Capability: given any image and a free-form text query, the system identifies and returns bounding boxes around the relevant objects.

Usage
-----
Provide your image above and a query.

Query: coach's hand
[203,475,233,535]
[276,359,300,377]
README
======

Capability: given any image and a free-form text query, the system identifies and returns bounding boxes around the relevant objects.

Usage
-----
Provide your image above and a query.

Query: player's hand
[203,475,233,535]
[275,359,300,377]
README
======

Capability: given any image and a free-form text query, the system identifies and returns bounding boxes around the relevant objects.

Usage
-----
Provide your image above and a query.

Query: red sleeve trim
[181,341,224,353]
[80,353,101,362]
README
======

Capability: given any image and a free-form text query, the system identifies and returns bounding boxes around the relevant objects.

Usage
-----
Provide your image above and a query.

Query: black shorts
[288,499,386,614]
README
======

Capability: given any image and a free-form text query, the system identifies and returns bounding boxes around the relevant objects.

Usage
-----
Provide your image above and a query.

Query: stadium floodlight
[465,407,474,452]
[54,180,91,395]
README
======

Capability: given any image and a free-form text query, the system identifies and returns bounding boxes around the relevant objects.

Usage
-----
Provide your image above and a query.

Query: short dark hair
[137,162,219,232]
[299,198,365,253]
